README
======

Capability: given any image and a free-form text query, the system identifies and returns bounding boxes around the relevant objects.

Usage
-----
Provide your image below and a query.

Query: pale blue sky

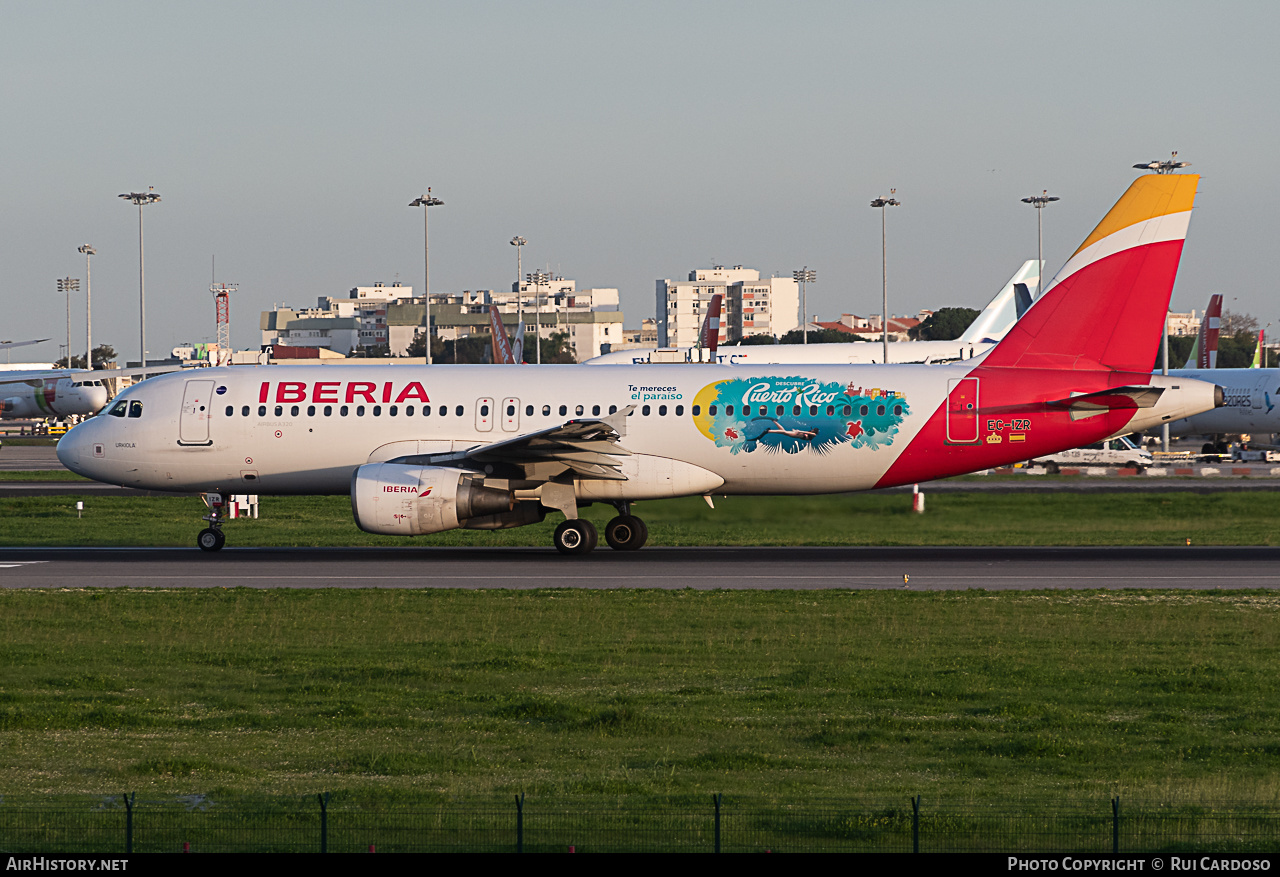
[4,1,1278,359]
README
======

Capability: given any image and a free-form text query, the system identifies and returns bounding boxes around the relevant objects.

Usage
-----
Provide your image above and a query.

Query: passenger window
[693,405,701,415]
[894,404,902,416]
[258,405,267,416]
[542,405,551,416]
[776,406,784,416]
[340,405,349,416]
[642,405,651,415]
[274,406,283,417]
[591,405,600,416]
[108,401,127,417]
[225,406,233,416]
[525,405,533,416]
[826,405,834,416]
[659,405,667,416]
[709,405,717,415]
[480,404,489,416]
[405,406,414,416]
[860,405,868,416]
[877,405,886,416]
[842,405,851,416]
[507,404,516,416]
[676,405,684,416]
[439,405,446,416]
[726,405,734,415]
[389,405,398,416]
[128,401,143,418]
[291,405,300,417]
[793,405,800,415]
[307,405,315,416]
[559,405,567,416]
[609,405,617,414]
[455,405,463,416]
[373,405,381,416]
[324,405,333,416]
[357,406,366,416]
[241,406,249,416]
[575,405,584,416]
[810,405,817,415]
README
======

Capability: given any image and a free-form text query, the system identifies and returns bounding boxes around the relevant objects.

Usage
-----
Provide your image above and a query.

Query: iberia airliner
[58,173,1221,554]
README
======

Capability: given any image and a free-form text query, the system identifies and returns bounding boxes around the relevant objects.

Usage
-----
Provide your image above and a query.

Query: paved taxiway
[1,546,1277,590]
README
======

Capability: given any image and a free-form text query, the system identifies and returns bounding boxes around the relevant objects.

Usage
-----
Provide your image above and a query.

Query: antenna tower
[210,283,238,366]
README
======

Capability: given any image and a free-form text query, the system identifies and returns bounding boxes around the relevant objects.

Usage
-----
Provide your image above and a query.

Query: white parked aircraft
[0,364,185,421]
[584,260,1041,366]
[58,173,1220,553]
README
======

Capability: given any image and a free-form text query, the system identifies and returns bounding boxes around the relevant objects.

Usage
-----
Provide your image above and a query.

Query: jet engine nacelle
[1,397,37,418]
[351,463,518,536]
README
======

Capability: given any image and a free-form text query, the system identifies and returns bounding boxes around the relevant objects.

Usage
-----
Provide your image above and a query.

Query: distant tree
[733,334,778,346]
[55,344,116,369]
[778,328,864,344]
[537,331,576,363]
[909,307,980,341]
[1221,310,1259,337]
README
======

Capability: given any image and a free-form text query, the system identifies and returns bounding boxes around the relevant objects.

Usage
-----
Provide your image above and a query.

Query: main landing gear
[197,492,227,552]
[551,504,649,556]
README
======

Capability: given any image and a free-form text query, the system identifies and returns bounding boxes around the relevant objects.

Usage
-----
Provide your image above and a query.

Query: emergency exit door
[179,379,215,446]
[946,377,979,443]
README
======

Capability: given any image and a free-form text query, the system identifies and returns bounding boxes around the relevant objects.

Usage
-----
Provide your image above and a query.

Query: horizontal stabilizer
[1047,385,1165,420]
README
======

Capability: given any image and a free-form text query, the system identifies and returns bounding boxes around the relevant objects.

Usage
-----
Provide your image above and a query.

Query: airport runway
[1,545,1277,590]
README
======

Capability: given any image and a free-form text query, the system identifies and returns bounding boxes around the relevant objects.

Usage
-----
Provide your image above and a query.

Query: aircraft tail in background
[958,260,1042,344]
[489,306,520,365]
[697,293,723,361]
[1251,328,1264,369]
[984,173,1199,373]
[1184,293,1222,369]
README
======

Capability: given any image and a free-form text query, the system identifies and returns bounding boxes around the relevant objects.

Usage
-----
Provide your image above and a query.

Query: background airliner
[58,173,1220,554]
[585,261,1041,366]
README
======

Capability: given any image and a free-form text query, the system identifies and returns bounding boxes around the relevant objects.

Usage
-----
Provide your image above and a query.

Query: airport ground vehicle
[1032,435,1153,473]
[56,173,1220,553]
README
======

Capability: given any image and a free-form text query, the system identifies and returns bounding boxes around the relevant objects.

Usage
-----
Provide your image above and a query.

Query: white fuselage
[57,363,1220,499]
[0,376,109,420]
[1168,369,1280,436]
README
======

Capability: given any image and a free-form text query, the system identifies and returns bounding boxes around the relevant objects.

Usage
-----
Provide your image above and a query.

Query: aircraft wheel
[605,515,648,551]
[1044,462,1060,475]
[1127,460,1146,473]
[553,519,598,555]
[197,528,225,552]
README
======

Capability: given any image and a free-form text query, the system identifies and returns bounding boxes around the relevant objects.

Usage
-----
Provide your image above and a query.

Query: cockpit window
[128,400,143,418]
[107,401,127,418]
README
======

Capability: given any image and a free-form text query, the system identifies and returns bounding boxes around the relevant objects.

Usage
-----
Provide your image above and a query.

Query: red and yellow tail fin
[984,173,1199,373]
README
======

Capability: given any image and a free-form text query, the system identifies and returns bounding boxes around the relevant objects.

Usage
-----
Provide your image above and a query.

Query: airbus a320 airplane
[59,173,1222,554]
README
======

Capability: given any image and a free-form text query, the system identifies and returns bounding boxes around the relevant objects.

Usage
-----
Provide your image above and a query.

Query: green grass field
[1,490,1278,546]
[1,588,1279,803]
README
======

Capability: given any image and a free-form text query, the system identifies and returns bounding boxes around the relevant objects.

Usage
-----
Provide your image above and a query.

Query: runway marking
[0,561,48,569]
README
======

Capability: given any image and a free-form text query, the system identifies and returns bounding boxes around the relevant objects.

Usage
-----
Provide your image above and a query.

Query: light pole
[1132,153,1191,452]
[78,245,95,368]
[870,191,900,363]
[510,237,527,329]
[56,277,79,368]
[119,189,160,367]
[793,269,817,344]
[527,270,550,364]
[1020,190,1059,301]
[409,189,444,364]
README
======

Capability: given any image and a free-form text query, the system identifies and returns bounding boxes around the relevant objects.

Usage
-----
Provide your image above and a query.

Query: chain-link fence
[0,794,1276,854]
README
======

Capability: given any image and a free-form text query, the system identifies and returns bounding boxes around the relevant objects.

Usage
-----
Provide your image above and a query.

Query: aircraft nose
[56,422,93,476]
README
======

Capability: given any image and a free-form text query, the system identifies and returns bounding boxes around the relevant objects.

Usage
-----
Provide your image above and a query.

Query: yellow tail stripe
[1073,174,1199,256]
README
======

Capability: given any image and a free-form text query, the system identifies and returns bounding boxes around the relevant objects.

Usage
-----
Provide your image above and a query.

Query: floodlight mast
[118,189,161,367]
[1131,153,1191,452]
[510,236,527,330]
[409,189,444,364]
[1021,190,1060,303]
[56,277,80,368]
[78,246,95,367]
[870,191,900,363]
[792,269,817,344]
[210,283,238,366]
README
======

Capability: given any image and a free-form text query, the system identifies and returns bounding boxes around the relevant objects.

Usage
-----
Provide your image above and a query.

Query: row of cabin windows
[225,401,904,420]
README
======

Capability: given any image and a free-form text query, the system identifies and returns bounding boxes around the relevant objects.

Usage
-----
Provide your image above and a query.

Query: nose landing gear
[197,492,227,552]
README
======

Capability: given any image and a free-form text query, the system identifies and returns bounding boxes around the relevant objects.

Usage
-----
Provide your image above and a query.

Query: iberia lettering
[257,381,430,405]
[383,485,416,492]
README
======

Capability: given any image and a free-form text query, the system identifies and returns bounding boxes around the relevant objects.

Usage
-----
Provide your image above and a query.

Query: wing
[391,405,636,481]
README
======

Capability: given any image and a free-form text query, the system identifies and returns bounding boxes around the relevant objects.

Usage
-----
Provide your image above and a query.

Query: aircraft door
[179,379,216,446]
[946,377,979,443]
[501,397,520,432]
[475,397,494,432]
[1252,376,1266,409]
